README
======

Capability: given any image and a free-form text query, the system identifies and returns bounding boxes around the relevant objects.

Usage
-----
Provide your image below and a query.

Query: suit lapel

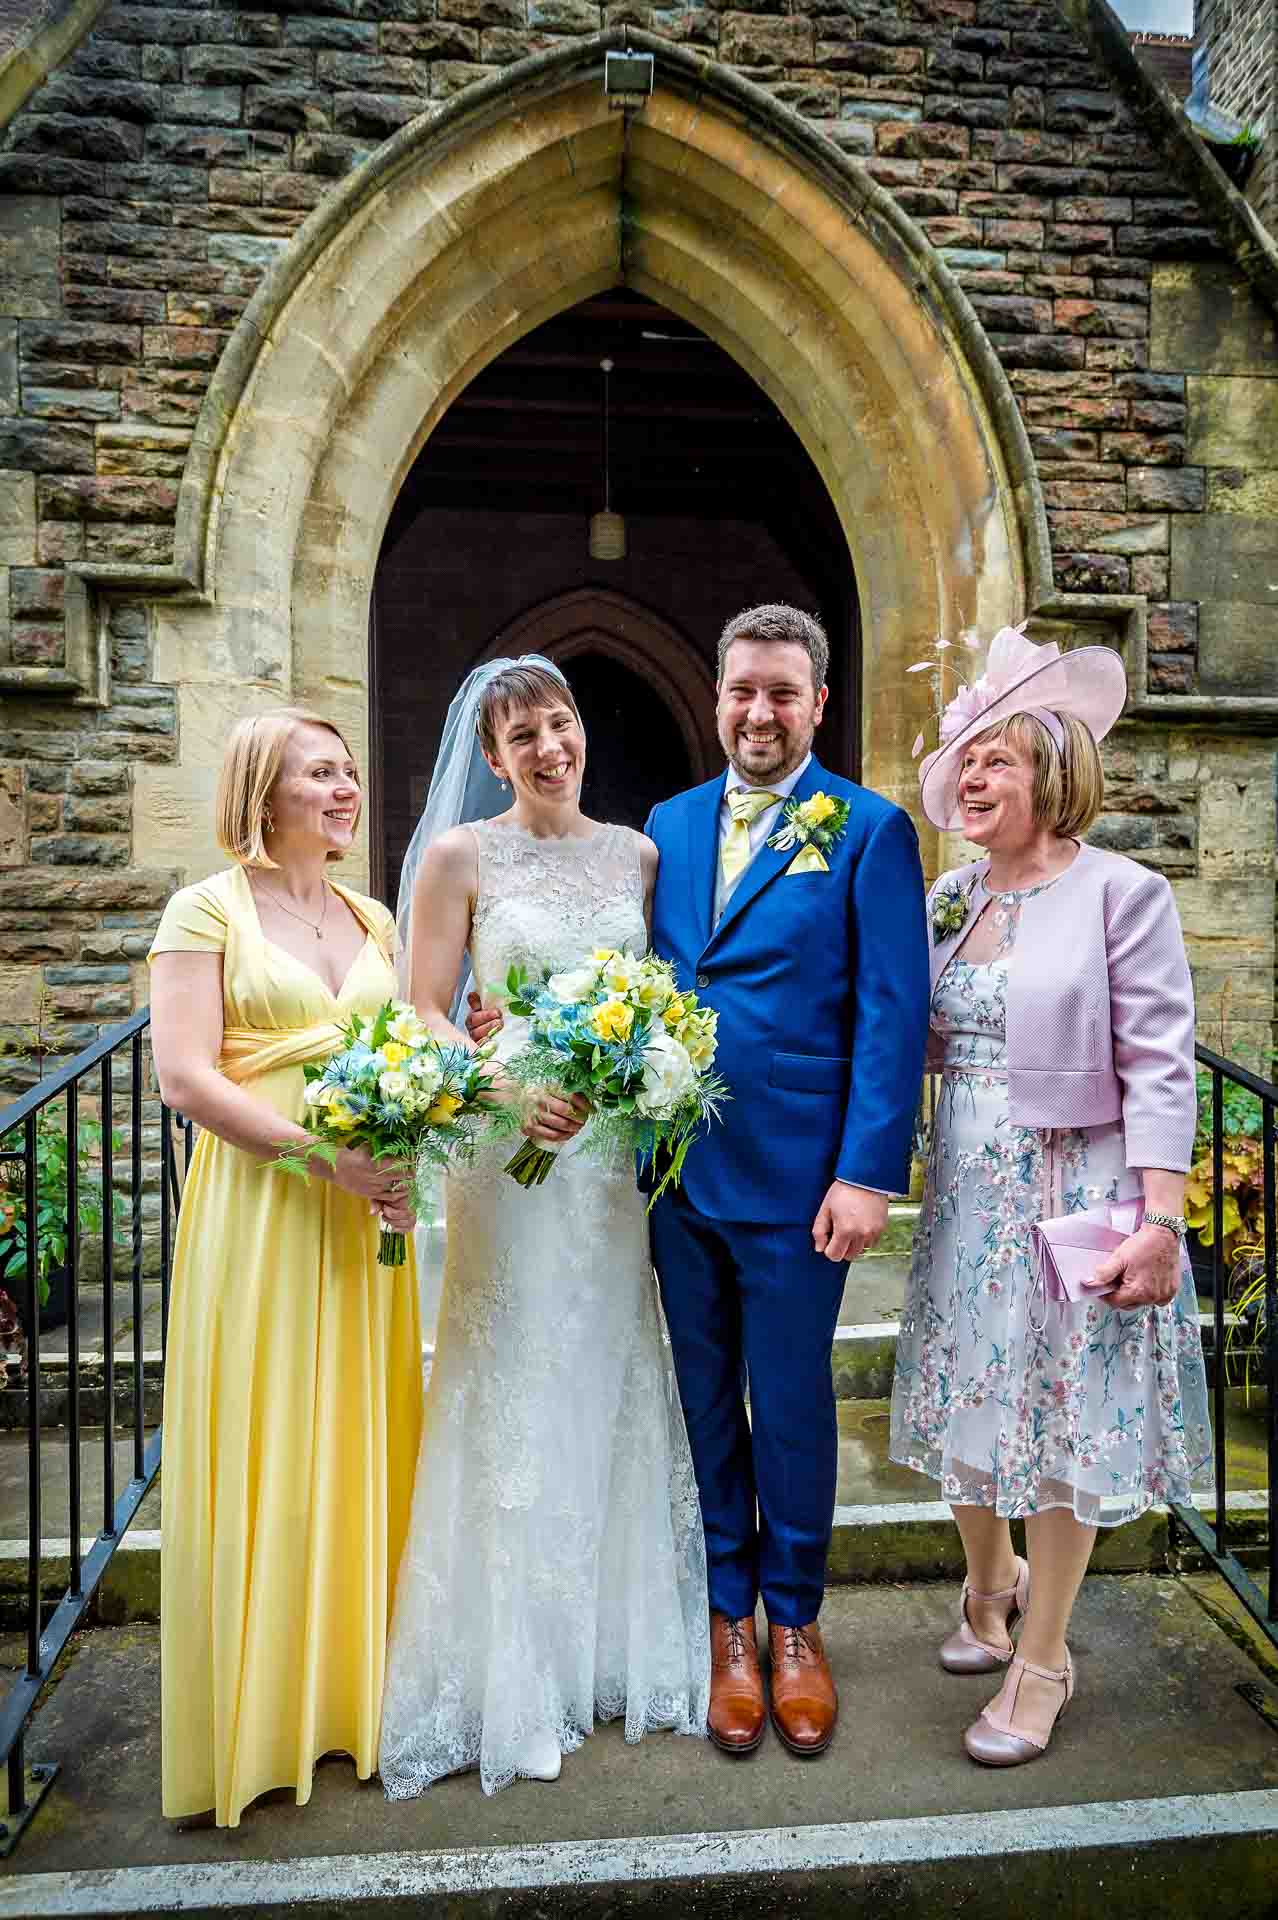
[684,774,725,955]
[706,757,825,949]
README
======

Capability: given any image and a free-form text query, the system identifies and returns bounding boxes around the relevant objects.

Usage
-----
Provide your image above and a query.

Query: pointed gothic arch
[135,30,1053,886]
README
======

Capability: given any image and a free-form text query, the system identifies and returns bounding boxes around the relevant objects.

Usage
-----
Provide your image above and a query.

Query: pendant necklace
[257,881,329,941]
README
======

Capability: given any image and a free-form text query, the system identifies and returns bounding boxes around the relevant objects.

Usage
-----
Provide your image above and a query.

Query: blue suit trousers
[650,1185,847,1627]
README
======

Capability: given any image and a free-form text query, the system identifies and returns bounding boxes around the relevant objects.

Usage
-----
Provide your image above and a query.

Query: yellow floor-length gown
[149,865,423,1827]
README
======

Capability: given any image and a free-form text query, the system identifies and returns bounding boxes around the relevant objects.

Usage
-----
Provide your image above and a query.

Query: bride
[378,655,709,1797]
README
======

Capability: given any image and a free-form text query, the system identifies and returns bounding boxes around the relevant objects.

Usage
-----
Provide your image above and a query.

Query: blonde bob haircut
[968,710,1105,839]
[216,706,360,869]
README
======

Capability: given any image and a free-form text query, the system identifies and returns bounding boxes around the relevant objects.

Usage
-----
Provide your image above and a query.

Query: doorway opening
[372,290,857,903]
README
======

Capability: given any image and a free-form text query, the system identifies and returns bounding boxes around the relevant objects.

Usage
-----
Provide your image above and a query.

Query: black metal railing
[0,1009,189,1853]
[1171,1043,1278,1651]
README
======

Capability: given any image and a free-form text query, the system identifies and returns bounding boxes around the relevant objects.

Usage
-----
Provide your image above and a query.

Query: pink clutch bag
[1030,1198,1143,1304]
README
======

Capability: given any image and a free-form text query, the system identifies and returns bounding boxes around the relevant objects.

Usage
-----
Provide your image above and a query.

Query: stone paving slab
[2,1574,1275,1883]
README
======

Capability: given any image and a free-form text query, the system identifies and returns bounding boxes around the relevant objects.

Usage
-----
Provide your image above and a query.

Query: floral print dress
[889,878,1212,1526]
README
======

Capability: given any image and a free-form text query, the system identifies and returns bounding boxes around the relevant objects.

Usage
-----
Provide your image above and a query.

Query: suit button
[696,973,710,989]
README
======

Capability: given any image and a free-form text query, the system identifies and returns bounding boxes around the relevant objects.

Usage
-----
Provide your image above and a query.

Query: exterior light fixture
[588,357,626,562]
[604,49,654,111]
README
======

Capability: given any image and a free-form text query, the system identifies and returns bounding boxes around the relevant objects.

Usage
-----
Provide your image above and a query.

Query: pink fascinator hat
[917,624,1127,832]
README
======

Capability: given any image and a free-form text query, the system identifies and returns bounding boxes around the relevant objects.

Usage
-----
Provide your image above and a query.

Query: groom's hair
[717,604,828,693]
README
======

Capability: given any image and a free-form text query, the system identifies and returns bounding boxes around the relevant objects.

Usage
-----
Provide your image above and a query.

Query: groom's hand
[812,1183,889,1263]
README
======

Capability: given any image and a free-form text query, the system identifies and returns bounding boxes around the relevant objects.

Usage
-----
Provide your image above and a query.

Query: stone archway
[492,588,719,784]
[135,30,1052,890]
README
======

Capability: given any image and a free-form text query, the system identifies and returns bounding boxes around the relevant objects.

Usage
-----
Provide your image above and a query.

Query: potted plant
[1212,125,1261,189]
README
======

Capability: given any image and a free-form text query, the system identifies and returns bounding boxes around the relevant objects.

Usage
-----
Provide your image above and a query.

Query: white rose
[601,952,643,995]
[546,964,600,1004]
[379,1070,410,1099]
[409,1054,443,1093]
[636,1031,695,1118]
[388,1010,426,1045]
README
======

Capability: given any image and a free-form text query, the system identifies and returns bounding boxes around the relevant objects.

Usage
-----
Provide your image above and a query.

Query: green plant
[1230,123,1261,149]
[0,991,126,1309]
[1187,1007,1277,1262]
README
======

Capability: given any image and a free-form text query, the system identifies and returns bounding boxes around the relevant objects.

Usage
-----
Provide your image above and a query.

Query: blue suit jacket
[644,757,930,1226]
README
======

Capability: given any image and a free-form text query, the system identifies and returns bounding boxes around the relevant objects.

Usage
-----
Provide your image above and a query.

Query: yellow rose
[589,998,634,1043]
[381,1040,411,1068]
[662,997,686,1029]
[324,1091,358,1131]
[799,792,838,827]
[425,1091,463,1126]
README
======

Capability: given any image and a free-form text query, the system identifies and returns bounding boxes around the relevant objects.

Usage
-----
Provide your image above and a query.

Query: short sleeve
[367,898,399,970]
[147,879,230,963]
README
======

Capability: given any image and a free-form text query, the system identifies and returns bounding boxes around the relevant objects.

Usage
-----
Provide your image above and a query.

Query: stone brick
[143,125,250,166]
[428,62,501,99]
[96,425,193,478]
[1131,554,1169,597]
[23,388,120,423]
[333,92,425,137]
[529,0,602,23]
[210,168,263,206]
[30,836,131,869]
[1173,513,1278,608]
[0,927,77,962]
[1100,432,1185,466]
[10,625,66,666]
[142,46,181,83]
[70,761,130,796]
[966,294,1052,332]
[722,15,815,66]
[1028,428,1099,462]
[1047,511,1167,554]
[1150,262,1278,377]
[920,94,1011,131]
[8,114,146,164]
[437,0,525,23]
[877,120,970,159]
[245,84,331,131]
[262,172,330,210]
[1041,478,1125,510]
[1054,551,1131,591]
[922,216,984,249]
[83,524,176,564]
[1125,467,1205,516]
[37,523,84,565]
[1086,340,1148,372]
[9,571,65,618]
[383,20,481,58]
[0,156,104,197]
[1053,298,1146,339]
[1129,399,1185,433]
[1205,469,1278,516]
[283,18,378,48]
[1044,87,1118,131]
[36,75,164,123]
[0,422,96,475]
[1147,602,1199,654]
[0,766,24,870]
[64,287,167,325]
[21,321,142,366]
[25,792,61,832]
[37,477,180,523]
[206,234,289,272]
[184,46,298,87]
[161,87,244,127]
[0,323,16,418]
[988,333,1086,370]
[290,128,369,174]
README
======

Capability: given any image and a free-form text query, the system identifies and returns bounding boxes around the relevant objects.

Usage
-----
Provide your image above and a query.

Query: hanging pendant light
[588,355,626,561]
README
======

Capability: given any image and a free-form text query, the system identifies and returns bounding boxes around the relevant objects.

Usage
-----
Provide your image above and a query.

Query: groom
[645,603,929,1757]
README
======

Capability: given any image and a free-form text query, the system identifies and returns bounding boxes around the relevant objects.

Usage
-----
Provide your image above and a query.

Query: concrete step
[0,1577,1275,1915]
[1,1401,1268,1625]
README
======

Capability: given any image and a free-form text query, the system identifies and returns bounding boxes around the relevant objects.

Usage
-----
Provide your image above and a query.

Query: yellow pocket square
[787,844,829,875]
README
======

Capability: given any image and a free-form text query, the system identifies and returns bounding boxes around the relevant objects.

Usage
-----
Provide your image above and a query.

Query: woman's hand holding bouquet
[273,998,515,1264]
[497,948,727,1203]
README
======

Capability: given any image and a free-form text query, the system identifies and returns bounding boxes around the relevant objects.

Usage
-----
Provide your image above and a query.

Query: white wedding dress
[379,819,710,1798]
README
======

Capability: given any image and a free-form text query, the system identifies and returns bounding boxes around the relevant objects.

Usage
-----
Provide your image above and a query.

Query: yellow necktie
[721,788,781,891]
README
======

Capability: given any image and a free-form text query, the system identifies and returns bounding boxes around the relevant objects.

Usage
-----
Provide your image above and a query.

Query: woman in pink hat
[889,626,1211,1766]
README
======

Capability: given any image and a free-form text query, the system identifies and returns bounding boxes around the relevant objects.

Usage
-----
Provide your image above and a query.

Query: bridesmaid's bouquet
[497,948,728,1203]
[273,999,509,1265]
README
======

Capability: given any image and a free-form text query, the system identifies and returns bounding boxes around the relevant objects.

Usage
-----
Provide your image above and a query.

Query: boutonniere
[767,792,850,875]
[931,876,975,945]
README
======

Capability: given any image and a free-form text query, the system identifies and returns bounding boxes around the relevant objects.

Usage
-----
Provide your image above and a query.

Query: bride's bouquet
[273,998,510,1265]
[497,948,728,1203]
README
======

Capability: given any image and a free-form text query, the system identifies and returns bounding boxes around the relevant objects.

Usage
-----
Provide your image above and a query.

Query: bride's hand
[466,991,504,1047]
[523,1089,590,1146]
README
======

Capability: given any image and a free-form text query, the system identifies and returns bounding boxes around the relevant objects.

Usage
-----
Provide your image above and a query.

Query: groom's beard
[724,721,816,785]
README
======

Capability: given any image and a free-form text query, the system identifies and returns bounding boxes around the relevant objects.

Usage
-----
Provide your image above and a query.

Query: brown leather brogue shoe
[768,1621,838,1756]
[708,1612,766,1755]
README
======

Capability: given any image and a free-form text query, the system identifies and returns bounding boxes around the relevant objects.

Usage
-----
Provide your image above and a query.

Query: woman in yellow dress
[148,707,423,1827]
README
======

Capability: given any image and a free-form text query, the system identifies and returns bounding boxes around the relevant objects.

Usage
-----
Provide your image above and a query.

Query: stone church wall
[0,0,1275,1064]
[1195,0,1276,233]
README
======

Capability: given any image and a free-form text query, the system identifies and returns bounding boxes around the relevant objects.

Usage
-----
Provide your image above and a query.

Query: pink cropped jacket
[926,842,1197,1173]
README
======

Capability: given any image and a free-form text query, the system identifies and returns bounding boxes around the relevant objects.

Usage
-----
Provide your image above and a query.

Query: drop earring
[262,803,275,833]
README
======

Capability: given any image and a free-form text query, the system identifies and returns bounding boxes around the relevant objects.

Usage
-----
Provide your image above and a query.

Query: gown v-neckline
[239,868,375,1003]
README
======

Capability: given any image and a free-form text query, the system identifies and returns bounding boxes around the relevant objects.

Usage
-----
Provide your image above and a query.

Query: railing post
[101,1056,115,1535]
[1212,1067,1226,1556]
[65,1087,81,1601]
[23,1111,40,1684]
[1258,1098,1266,1620]
[130,1032,144,1482]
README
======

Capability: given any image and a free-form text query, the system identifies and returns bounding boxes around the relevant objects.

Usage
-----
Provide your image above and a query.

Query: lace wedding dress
[379,819,710,1798]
